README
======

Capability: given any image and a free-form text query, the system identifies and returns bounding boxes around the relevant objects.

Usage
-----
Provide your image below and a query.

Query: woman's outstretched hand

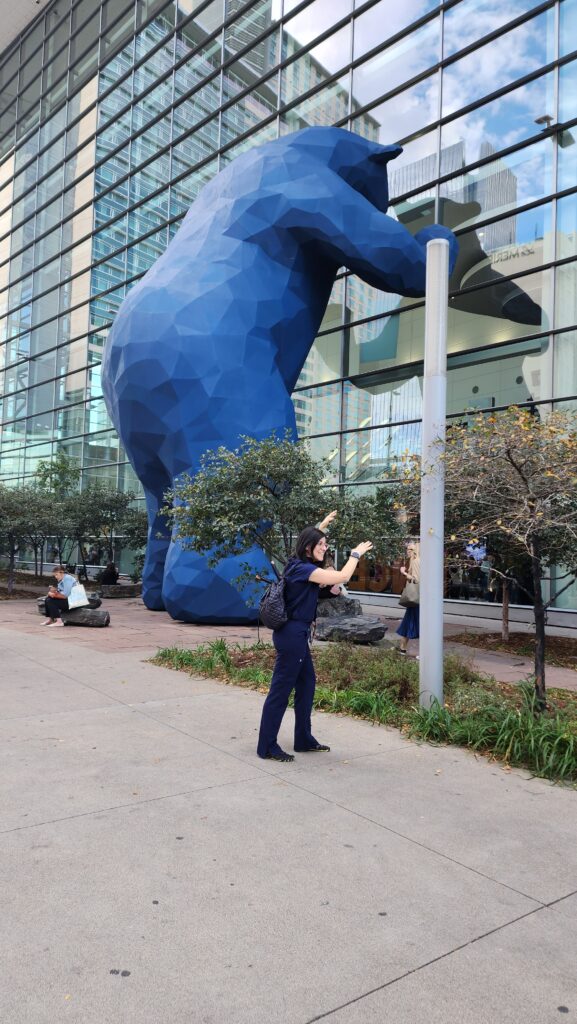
[352,541,373,557]
[318,509,338,531]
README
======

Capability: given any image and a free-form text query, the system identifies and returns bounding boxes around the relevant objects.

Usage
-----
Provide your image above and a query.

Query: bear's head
[282,126,402,215]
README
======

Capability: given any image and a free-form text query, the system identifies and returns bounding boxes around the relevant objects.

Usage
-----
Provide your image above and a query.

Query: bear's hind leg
[142,481,172,611]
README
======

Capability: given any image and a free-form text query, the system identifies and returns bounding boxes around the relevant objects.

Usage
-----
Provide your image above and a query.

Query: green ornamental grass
[152,641,577,783]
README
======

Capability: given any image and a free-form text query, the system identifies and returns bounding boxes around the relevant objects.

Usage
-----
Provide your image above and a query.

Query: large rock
[61,607,110,627]
[315,615,387,645]
[37,595,101,615]
[317,594,363,618]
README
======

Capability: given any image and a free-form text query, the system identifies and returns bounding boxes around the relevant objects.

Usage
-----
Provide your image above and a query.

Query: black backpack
[259,570,288,630]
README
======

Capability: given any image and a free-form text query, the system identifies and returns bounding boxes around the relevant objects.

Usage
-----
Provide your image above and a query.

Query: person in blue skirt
[257,516,373,762]
[397,540,420,656]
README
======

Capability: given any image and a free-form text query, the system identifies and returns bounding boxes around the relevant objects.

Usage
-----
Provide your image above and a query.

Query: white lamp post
[419,239,449,709]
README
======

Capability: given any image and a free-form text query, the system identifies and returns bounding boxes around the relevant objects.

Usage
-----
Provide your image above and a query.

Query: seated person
[100,561,120,585]
[41,566,77,627]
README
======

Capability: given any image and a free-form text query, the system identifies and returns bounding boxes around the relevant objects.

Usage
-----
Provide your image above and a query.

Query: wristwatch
[350,551,361,559]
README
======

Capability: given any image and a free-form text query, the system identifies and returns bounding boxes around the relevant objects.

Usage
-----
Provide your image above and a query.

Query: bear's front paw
[414,225,458,274]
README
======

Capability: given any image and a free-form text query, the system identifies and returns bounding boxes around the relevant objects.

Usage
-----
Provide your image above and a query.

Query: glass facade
[0,0,576,603]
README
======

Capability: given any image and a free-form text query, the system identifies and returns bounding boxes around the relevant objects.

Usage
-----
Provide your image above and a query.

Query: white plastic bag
[68,583,89,609]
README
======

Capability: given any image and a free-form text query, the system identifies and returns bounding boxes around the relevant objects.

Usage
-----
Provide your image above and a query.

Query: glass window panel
[442,11,556,118]
[42,76,68,119]
[27,380,55,416]
[352,18,440,111]
[69,49,100,94]
[557,194,577,261]
[441,71,555,175]
[101,2,136,60]
[177,0,224,25]
[341,424,420,481]
[22,21,45,62]
[20,47,43,93]
[222,82,277,145]
[560,0,577,57]
[0,54,19,91]
[555,260,577,329]
[70,9,101,62]
[135,4,176,61]
[280,73,350,132]
[169,157,218,213]
[308,433,340,483]
[84,430,121,465]
[559,57,577,124]
[354,0,438,61]
[352,73,439,149]
[292,381,342,436]
[56,403,86,438]
[440,139,554,228]
[283,0,351,55]
[554,331,577,402]
[443,0,546,59]
[85,397,113,433]
[224,0,278,65]
[223,57,278,105]
[295,279,344,387]
[282,27,351,107]
[557,125,577,192]
[27,411,54,444]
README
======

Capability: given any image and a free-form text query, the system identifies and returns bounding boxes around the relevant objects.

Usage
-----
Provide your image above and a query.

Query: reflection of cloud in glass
[353,0,438,60]
[442,12,552,118]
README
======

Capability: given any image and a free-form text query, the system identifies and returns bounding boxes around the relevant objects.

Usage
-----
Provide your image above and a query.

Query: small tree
[403,407,577,704]
[164,433,406,594]
[79,483,136,562]
[36,451,81,496]
[0,485,32,593]
[121,506,148,581]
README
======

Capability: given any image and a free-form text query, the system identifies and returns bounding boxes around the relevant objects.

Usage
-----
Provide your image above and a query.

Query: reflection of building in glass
[0,0,576,607]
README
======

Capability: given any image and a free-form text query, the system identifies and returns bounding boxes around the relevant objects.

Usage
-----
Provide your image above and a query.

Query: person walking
[397,540,420,656]
[257,519,373,762]
[41,565,77,627]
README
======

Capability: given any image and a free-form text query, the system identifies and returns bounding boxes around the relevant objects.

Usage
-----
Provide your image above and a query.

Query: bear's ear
[369,145,403,165]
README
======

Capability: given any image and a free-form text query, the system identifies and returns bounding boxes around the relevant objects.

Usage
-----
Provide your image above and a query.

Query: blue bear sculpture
[102,127,458,623]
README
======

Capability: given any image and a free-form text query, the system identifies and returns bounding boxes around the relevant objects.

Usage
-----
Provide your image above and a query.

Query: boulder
[315,615,386,645]
[37,594,102,615]
[316,594,363,618]
[61,607,110,627]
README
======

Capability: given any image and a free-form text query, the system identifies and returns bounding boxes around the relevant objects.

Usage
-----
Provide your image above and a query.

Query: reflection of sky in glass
[352,18,440,110]
[443,0,547,58]
[560,0,577,57]
[559,58,577,122]
[441,72,555,170]
[442,11,555,118]
[353,73,439,146]
[353,0,439,60]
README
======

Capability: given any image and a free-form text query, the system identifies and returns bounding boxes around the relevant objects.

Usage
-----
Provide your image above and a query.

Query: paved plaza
[1,598,576,1023]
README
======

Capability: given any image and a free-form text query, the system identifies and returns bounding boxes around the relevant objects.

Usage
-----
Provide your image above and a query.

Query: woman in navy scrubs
[257,521,373,762]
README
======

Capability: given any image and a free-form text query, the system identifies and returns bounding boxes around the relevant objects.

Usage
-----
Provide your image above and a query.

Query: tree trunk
[501,578,510,642]
[530,540,546,708]
[39,541,44,579]
[7,541,15,596]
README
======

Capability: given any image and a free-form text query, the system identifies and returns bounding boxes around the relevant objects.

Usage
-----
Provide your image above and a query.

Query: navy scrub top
[283,556,320,624]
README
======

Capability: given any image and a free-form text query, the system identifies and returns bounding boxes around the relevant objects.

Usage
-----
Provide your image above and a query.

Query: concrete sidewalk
[1,595,576,692]
[1,619,577,1024]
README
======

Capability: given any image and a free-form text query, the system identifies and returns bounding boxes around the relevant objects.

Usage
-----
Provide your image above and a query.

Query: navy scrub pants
[257,619,317,757]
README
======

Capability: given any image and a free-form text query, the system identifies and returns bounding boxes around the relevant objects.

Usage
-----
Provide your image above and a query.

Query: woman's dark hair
[106,562,117,570]
[295,526,327,565]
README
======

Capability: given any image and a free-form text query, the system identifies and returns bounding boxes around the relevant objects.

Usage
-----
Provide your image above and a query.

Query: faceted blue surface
[102,127,458,623]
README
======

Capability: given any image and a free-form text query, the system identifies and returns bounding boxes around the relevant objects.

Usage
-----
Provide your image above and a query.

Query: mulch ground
[451,632,577,672]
